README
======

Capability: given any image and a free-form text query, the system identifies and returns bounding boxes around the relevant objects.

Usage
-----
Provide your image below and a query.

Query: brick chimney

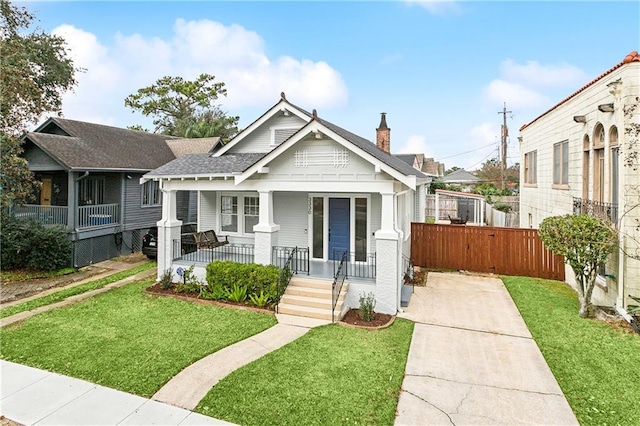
[376,112,390,153]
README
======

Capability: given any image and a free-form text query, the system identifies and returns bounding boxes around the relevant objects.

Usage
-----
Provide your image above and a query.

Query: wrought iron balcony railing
[572,197,618,224]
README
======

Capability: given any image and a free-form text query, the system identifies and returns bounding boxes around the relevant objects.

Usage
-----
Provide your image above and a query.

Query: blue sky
[22,0,640,170]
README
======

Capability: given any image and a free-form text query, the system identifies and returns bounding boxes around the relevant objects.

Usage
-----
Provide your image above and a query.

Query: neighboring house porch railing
[6,205,69,227]
[77,204,120,229]
[572,197,618,224]
[331,250,376,279]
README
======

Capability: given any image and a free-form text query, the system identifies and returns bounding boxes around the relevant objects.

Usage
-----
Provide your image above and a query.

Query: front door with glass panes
[311,195,368,262]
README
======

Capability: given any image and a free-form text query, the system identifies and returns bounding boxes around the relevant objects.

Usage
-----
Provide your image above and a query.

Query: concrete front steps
[277,276,349,322]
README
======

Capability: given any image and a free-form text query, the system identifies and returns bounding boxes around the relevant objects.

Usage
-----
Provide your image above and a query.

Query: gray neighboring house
[17,117,212,267]
[442,168,480,192]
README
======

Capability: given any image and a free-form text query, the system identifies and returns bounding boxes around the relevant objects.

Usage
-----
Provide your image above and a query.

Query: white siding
[257,138,390,183]
[273,192,308,247]
[228,115,306,154]
[199,191,217,231]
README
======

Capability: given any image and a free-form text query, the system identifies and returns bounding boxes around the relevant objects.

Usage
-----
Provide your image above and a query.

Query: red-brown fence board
[411,223,565,281]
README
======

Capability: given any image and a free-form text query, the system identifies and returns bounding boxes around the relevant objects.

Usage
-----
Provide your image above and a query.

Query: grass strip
[502,276,640,425]
[0,262,155,319]
[197,319,414,426]
[0,280,277,397]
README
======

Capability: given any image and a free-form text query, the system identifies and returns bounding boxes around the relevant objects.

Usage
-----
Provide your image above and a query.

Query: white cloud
[397,135,436,158]
[406,0,461,16]
[51,19,348,127]
[483,79,550,110]
[500,59,589,88]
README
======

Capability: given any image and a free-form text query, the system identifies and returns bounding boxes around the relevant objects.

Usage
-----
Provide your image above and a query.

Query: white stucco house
[144,93,431,317]
[519,51,640,316]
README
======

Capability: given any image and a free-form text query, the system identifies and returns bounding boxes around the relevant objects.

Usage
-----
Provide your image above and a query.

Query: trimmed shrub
[1,217,72,271]
[206,261,280,307]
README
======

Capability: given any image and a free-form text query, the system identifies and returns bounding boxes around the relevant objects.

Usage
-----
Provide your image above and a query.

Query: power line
[439,142,497,160]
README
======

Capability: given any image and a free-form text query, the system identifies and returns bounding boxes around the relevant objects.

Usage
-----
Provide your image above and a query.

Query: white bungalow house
[144,93,431,317]
[519,51,640,318]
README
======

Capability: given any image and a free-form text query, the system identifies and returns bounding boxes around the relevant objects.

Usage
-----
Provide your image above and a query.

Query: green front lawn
[197,319,414,426]
[502,276,640,425]
[0,280,277,397]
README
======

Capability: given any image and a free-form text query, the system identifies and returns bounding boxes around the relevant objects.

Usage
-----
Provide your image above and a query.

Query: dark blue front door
[329,198,350,260]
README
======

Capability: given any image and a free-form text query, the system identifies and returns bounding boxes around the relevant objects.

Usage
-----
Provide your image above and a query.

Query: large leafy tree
[539,214,618,318]
[474,157,519,193]
[124,74,239,141]
[0,0,78,211]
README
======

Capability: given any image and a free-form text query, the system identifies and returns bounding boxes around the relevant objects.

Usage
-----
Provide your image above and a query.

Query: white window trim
[141,180,161,208]
[270,126,300,147]
[307,193,371,262]
[217,192,259,236]
[553,140,569,186]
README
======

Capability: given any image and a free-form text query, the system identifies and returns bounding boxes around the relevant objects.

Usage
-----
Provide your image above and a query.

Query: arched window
[593,124,605,202]
[582,134,590,199]
[610,126,619,219]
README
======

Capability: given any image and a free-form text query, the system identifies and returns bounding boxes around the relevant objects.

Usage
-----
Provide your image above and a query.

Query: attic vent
[293,149,350,168]
[273,128,298,145]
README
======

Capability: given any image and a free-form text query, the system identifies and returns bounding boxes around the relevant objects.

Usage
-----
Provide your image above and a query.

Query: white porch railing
[77,203,120,229]
[7,205,69,227]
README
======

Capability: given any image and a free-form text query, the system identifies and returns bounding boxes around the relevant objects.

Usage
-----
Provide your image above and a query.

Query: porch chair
[194,230,229,249]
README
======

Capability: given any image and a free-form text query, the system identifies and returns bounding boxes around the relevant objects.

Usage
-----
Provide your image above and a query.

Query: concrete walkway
[396,272,578,425]
[153,314,328,410]
[0,360,232,425]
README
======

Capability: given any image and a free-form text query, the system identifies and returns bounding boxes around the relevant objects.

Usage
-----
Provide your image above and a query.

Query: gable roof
[166,137,219,157]
[148,94,431,184]
[442,169,479,183]
[23,117,179,171]
[520,51,640,131]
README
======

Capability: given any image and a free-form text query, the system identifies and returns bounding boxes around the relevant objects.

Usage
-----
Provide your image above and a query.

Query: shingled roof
[147,153,267,177]
[24,117,178,171]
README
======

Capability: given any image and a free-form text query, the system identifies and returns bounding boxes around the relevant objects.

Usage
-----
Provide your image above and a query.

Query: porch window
[312,197,323,259]
[355,198,367,261]
[221,196,238,232]
[78,177,105,206]
[553,141,568,186]
[244,196,259,234]
[142,180,161,207]
[524,150,537,184]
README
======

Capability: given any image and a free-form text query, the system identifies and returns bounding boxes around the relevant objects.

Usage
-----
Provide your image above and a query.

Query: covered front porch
[171,243,376,283]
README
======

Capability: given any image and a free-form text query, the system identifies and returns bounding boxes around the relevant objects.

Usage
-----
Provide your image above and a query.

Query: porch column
[157,187,182,280]
[375,192,400,315]
[253,190,280,265]
[67,172,76,230]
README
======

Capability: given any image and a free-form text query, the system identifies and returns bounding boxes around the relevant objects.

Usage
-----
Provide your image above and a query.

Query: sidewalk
[0,360,232,425]
[396,272,578,425]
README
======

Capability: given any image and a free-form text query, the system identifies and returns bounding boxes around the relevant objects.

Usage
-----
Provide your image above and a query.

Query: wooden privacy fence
[411,223,565,280]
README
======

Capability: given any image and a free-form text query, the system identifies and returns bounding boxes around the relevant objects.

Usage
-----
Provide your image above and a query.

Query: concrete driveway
[396,272,578,425]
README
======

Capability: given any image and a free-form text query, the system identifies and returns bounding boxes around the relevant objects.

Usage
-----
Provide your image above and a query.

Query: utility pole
[498,103,512,190]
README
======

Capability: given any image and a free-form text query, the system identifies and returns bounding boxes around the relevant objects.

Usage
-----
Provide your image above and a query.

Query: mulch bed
[147,283,395,329]
[340,308,394,329]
